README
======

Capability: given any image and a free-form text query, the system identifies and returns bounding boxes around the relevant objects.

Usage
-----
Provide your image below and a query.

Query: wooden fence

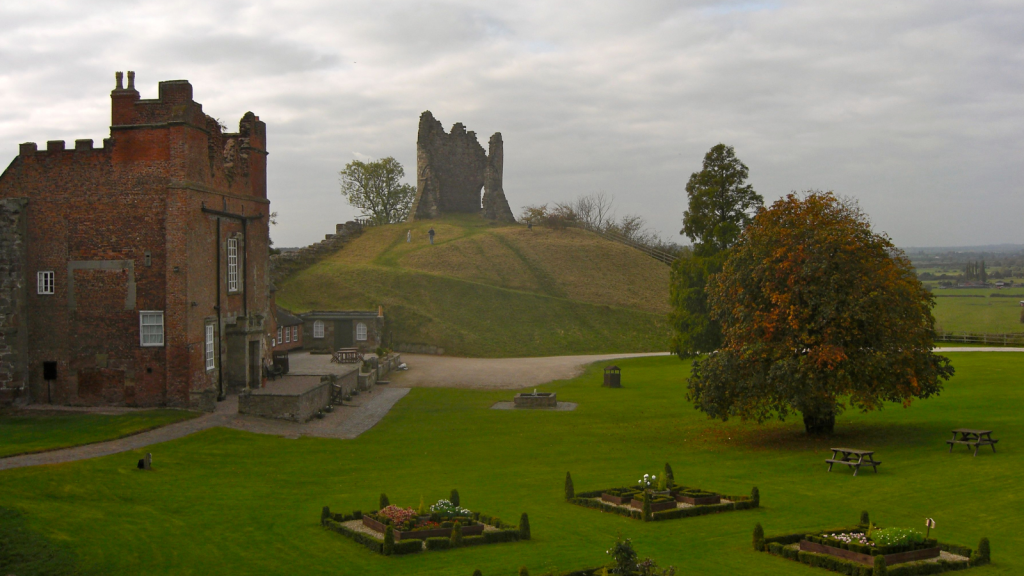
[935,331,1024,346]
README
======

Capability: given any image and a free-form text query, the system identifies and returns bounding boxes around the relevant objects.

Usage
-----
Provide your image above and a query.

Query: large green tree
[339,157,416,225]
[688,192,954,435]
[670,144,762,358]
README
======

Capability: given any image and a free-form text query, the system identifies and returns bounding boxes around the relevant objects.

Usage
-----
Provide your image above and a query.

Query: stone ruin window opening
[37,271,54,294]
[313,320,324,339]
[227,237,240,293]
[205,324,216,371]
[140,311,165,347]
[356,322,368,341]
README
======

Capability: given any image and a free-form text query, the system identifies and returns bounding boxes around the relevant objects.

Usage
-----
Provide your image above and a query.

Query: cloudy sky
[1,1,1021,248]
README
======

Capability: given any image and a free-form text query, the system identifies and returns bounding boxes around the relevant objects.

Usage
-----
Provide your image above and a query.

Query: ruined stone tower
[409,111,514,222]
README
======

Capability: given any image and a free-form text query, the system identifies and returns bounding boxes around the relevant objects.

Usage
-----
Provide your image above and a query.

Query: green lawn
[0,354,1018,575]
[932,292,1024,334]
[0,409,200,458]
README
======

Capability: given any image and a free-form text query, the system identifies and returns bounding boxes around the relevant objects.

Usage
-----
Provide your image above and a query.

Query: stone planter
[601,493,630,505]
[674,493,721,506]
[629,499,677,512]
[799,540,941,566]
[513,392,557,408]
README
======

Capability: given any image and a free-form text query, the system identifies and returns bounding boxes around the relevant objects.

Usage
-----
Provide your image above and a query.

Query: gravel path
[388,352,671,389]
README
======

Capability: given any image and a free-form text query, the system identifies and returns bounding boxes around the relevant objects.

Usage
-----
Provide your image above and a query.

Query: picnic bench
[826,448,881,476]
[947,429,998,456]
[331,348,362,364]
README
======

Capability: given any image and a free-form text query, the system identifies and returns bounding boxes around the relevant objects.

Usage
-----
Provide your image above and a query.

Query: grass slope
[0,409,200,458]
[0,353,1018,575]
[275,215,671,357]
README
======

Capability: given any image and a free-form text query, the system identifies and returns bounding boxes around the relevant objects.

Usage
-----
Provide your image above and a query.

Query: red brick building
[0,72,272,410]
[273,307,303,352]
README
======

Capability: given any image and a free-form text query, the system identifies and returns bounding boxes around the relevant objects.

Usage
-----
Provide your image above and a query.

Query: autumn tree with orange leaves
[687,192,954,435]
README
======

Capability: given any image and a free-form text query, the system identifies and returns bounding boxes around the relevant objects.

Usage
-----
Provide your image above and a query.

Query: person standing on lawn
[428,227,435,244]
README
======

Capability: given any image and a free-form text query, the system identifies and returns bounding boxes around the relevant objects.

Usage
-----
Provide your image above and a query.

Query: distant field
[276,216,672,357]
[929,290,1024,334]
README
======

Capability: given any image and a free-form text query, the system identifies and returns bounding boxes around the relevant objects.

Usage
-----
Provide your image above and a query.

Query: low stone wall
[514,392,557,408]
[799,540,941,566]
[239,378,332,422]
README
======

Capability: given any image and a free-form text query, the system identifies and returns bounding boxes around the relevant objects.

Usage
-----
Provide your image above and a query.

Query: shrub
[520,513,531,540]
[519,567,530,576]
[482,529,520,544]
[664,463,674,487]
[463,535,486,547]
[451,489,460,507]
[425,537,451,550]
[871,527,924,547]
[642,492,653,522]
[379,493,389,509]
[321,506,331,525]
[473,571,483,576]
[750,486,759,507]
[565,472,575,500]
[322,518,383,554]
[609,537,638,576]
[753,523,765,551]
[972,537,990,566]
[383,525,394,556]
[873,554,887,576]
[451,521,464,547]
[393,538,422,555]
[417,495,426,516]
[860,511,870,525]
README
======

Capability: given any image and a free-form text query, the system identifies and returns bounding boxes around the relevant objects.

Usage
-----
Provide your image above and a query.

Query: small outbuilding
[301,310,383,353]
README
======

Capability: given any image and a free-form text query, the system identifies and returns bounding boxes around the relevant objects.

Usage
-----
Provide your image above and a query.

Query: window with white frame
[292,326,298,342]
[313,320,324,339]
[284,327,291,343]
[140,311,164,347]
[37,271,54,295]
[205,324,215,370]
[356,322,367,341]
[277,327,283,342]
[227,238,239,292]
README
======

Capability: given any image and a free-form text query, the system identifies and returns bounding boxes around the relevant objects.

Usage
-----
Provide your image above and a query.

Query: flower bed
[320,503,524,555]
[760,520,987,575]
[573,484,758,521]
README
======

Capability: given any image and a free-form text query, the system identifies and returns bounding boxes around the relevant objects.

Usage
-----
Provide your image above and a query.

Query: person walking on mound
[428,227,435,245]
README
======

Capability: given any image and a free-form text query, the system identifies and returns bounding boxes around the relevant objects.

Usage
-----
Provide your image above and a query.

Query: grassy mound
[276,215,671,357]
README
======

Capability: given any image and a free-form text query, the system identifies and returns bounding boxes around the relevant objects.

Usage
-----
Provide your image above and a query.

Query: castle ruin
[409,111,515,222]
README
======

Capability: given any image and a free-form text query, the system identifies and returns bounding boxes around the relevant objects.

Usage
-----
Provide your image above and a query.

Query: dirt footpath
[389,352,670,389]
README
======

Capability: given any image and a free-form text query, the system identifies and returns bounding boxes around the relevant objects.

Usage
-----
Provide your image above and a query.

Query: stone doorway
[333,320,353,350]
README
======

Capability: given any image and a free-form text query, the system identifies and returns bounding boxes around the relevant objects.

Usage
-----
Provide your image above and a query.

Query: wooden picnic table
[330,348,362,364]
[947,428,998,456]
[825,448,881,476]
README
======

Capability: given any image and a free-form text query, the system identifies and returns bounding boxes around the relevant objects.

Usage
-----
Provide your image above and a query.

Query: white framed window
[140,311,164,347]
[356,322,367,341]
[292,326,298,341]
[284,327,291,343]
[277,327,283,342]
[37,271,54,295]
[205,324,215,370]
[313,320,324,339]
[227,238,239,292]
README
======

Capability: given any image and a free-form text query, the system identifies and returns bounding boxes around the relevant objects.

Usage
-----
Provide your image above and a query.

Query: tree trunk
[801,405,836,435]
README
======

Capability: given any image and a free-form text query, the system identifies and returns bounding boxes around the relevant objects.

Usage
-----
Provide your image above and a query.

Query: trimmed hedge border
[321,506,522,555]
[763,525,978,575]
[569,487,759,521]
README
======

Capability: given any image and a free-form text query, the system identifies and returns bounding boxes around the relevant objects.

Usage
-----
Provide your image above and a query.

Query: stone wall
[238,378,332,422]
[409,111,514,223]
[270,221,364,284]
[0,199,28,405]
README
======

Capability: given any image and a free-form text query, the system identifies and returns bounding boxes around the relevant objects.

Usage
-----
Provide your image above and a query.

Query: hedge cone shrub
[664,463,674,487]
[451,521,464,547]
[753,523,765,551]
[321,506,331,525]
[860,511,870,525]
[873,554,886,575]
[751,486,760,506]
[473,571,482,576]
[451,489,460,507]
[519,513,531,540]
[972,537,990,566]
[518,567,529,576]
[642,493,652,522]
[379,493,389,510]
[383,526,395,556]
[565,472,574,500]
